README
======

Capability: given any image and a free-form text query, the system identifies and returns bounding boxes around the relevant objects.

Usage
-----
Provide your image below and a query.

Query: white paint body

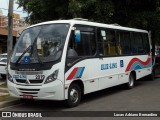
[7,20,152,101]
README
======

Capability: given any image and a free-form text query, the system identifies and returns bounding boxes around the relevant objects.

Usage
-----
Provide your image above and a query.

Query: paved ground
[0,77,8,96]
[0,76,160,119]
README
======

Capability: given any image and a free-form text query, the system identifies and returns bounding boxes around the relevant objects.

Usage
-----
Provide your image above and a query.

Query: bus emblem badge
[24,56,30,64]
[25,80,29,84]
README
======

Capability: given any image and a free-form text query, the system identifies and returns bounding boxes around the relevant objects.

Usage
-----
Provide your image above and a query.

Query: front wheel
[126,73,135,89]
[65,83,81,107]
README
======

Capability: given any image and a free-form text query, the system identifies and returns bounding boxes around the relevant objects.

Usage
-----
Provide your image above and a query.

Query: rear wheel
[65,83,81,107]
[126,73,135,89]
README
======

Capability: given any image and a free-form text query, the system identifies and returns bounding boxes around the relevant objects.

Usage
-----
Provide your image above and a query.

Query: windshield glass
[11,23,70,64]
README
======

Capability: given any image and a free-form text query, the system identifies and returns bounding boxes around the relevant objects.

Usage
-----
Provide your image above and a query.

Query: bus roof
[27,19,148,33]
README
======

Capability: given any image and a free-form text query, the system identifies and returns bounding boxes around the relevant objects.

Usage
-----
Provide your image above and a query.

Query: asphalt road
[0,76,160,119]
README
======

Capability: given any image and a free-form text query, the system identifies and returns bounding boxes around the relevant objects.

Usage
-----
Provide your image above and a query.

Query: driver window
[66,25,96,66]
[68,26,96,57]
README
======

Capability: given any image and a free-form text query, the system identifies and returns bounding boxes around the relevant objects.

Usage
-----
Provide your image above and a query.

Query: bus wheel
[65,83,81,107]
[127,73,135,89]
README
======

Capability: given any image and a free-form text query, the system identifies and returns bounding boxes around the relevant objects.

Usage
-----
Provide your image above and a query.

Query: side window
[142,33,150,54]
[75,31,94,56]
[68,26,96,57]
[98,29,117,56]
[132,32,144,54]
[118,31,131,55]
[130,32,136,54]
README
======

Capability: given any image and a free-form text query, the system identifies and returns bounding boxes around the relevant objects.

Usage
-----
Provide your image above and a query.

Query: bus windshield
[11,23,70,64]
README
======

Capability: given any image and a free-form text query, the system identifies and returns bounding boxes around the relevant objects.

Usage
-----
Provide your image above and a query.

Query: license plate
[22,94,33,99]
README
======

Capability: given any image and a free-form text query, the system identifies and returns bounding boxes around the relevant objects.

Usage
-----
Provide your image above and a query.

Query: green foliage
[17,0,69,24]
[17,0,160,44]
[17,0,115,24]
[63,0,114,23]
[111,0,160,45]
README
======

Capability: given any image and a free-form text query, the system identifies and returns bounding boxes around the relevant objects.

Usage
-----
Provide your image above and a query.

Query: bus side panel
[124,55,152,80]
[65,54,152,98]
[65,59,99,96]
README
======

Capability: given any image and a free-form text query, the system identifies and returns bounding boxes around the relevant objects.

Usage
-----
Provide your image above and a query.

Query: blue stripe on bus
[79,67,85,78]
[74,67,83,78]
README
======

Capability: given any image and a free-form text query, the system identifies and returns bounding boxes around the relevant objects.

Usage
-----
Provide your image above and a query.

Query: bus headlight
[44,69,59,84]
[8,73,14,83]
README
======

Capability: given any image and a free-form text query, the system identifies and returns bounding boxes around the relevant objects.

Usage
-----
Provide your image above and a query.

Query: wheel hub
[129,76,134,86]
[70,89,79,103]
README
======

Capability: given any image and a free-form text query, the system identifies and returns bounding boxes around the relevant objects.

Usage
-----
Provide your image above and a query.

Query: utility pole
[7,0,14,73]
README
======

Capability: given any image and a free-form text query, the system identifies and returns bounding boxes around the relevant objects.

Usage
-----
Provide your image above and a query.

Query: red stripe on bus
[125,56,151,72]
[67,68,78,80]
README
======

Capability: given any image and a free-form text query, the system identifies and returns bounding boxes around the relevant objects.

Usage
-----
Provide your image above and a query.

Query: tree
[17,0,160,46]
[68,0,114,23]
[17,0,70,24]
[111,0,160,53]
[17,0,115,24]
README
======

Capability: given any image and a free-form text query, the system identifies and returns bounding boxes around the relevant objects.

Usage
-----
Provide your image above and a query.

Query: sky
[0,0,27,18]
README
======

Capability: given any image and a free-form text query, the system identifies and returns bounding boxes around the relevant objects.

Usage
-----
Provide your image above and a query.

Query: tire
[65,83,81,107]
[126,73,135,89]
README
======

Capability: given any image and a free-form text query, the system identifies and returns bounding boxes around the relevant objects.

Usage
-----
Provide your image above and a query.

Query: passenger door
[65,25,99,94]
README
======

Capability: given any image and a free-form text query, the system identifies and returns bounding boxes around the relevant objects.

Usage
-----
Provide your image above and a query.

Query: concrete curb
[0,99,22,109]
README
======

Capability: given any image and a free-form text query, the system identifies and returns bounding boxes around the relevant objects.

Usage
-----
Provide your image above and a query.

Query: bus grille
[15,79,44,84]
[16,79,26,83]
[29,79,43,84]
[18,88,40,95]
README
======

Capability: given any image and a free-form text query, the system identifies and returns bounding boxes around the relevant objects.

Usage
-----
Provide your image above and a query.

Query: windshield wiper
[15,27,44,65]
[15,45,43,65]
[15,45,31,64]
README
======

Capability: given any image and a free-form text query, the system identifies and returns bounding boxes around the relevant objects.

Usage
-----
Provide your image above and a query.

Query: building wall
[0,17,4,27]
[0,14,28,54]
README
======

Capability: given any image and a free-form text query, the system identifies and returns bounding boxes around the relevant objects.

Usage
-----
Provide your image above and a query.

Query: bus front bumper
[7,80,65,101]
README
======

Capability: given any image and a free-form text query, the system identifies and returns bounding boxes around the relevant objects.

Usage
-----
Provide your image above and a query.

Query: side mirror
[74,30,81,43]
